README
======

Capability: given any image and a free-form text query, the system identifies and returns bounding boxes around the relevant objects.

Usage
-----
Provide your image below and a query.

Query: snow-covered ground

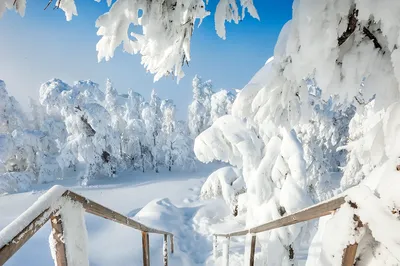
[0,164,248,266]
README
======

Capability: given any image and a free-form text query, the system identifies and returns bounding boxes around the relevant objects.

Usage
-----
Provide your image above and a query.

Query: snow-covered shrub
[200,166,245,216]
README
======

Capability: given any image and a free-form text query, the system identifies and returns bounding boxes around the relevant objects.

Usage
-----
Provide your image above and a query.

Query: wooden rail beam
[0,207,59,265]
[50,214,68,266]
[64,191,172,236]
[215,196,346,237]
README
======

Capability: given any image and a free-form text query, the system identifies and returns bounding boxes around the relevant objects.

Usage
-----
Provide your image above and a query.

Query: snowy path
[0,166,239,266]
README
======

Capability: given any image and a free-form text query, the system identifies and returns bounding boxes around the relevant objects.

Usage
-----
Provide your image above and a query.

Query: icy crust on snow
[0,185,66,247]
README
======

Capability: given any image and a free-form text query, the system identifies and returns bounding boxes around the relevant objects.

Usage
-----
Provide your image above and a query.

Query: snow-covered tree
[173,120,196,171]
[195,1,400,264]
[0,81,62,193]
[0,80,27,134]
[188,75,236,139]
[160,100,176,171]
[295,87,355,202]
[188,75,213,138]
[142,90,162,173]
[160,100,196,172]
[209,89,235,123]
[40,79,120,184]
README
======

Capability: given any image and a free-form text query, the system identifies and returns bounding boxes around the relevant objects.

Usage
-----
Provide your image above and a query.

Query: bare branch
[363,26,383,50]
[338,8,359,46]
[44,0,53,10]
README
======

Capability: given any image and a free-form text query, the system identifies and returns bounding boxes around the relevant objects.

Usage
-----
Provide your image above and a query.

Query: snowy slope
[0,165,246,266]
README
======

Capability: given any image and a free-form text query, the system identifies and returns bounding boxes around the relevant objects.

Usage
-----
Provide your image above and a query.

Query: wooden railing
[0,186,174,266]
[213,196,362,266]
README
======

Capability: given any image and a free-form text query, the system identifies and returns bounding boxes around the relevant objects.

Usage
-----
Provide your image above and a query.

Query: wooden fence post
[50,214,68,266]
[342,243,358,266]
[142,232,150,266]
[213,235,218,261]
[170,235,174,254]
[342,212,362,266]
[163,234,168,266]
[249,235,256,266]
[222,236,230,266]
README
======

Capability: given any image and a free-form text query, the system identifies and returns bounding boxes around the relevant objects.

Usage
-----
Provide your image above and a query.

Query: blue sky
[0,0,293,119]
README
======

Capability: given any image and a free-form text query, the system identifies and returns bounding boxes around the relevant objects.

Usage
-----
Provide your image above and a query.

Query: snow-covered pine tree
[40,79,120,184]
[160,99,176,172]
[141,90,163,173]
[0,80,27,134]
[209,89,235,124]
[188,75,213,138]
[172,120,196,171]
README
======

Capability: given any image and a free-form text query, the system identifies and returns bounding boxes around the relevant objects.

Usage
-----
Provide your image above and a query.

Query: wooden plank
[142,232,150,266]
[249,235,256,266]
[163,234,168,266]
[342,243,358,266]
[50,214,68,266]
[64,191,172,236]
[170,235,174,254]
[0,207,58,265]
[215,196,346,237]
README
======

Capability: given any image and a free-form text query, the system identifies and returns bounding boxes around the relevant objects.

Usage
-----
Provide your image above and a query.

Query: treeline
[0,76,235,193]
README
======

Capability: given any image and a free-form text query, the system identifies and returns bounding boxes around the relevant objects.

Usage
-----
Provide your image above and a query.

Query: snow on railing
[0,186,174,266]
[213,195,357,266]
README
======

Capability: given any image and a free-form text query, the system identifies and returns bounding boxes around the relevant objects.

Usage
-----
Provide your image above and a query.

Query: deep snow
[0,164,247,266]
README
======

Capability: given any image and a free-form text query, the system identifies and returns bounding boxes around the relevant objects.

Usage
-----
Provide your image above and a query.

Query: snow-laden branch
[0,0,258,81]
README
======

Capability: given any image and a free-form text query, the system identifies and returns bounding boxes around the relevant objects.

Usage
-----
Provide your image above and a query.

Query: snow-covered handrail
[213,195,361,266]
[0,185,174,266]
[215,196,346,237]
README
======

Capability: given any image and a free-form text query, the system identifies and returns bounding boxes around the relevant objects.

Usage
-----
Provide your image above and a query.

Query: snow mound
[135,198,184,228]
[134,198,193,266]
